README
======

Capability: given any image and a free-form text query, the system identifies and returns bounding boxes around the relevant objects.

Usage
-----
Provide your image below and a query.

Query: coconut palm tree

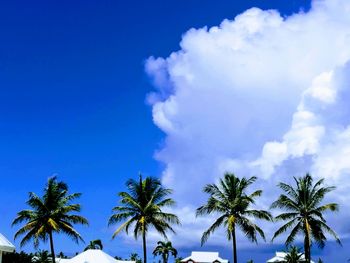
[129,252,142,263]
[84,239,103,251]
[153,241,177,263]
[196,173,272,263]
[58,251,68,259]
[33,250,51,263]
[108,175,180,263]
[284,246,303,263]
[271,173,341,263]
[13,176,89,263]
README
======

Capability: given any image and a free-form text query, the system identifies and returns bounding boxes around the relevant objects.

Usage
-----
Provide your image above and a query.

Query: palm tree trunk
[304,234,310,263]
[49,231,56,263]
[142,230,147,263]
[232,226,237,263]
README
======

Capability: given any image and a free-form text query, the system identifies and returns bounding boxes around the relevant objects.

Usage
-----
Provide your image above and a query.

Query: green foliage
[196,173,272,263]
[152,241,177,263]
[246,260,254,263]
[58,252,68,259]
[108,175,180,263]
[32,250,51,263]
[3,251,33,263]
[283,246,303,263]
[130,252,142,263]
[272,173,340,262]
[84,239,103,251]
[13,176,88,263]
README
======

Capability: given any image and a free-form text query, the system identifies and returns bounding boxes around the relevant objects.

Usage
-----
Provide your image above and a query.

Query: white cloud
[145,0,350,250]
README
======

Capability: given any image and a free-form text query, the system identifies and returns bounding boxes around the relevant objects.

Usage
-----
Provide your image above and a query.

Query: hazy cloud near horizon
[144,0,350,249]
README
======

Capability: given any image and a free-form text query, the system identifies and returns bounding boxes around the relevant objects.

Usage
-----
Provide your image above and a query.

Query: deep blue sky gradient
[0,1,316,262]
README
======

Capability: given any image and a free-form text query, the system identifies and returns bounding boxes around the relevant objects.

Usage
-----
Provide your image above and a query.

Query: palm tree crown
[84,239,103,251]
[271,173,340,262]
[284,246,304,263]
[108,175,180,263]
[153,240,177,263]
[129,253,142,263]
[33,250,51,263]
[13,176,88,263]
[196,173,272,263]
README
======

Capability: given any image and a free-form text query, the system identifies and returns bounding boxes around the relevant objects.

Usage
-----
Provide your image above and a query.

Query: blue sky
[6,0,350,262]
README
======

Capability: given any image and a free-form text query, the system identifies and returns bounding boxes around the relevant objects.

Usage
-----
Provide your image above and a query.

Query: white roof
[266,252,314,263]
[0,233,15,253]
[181,251,228,263]
[67,249,118,263]
[116,261,136,263]
[32,256,71,263]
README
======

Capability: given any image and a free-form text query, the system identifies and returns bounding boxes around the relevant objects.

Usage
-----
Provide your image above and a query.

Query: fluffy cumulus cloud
[144,0,350,250]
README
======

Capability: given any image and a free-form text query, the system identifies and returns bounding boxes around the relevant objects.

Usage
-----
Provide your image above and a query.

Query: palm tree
[271,173,341,263]
[108,175,180,263]
[84,239,103,251]
[153,241,177,263]
[130,253,139,261]
[33,250,51,263]
[58,251,67,259]
[196,173,272,263]
[130,252,142,263]
[284,246,303,263]
[13,176,89,263]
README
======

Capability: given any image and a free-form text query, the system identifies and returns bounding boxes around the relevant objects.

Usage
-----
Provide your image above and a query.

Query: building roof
[0,233,15,253]
[266,252,314,263]
[66,249,119,263]
[116,260,136,263]
[181,251,228,263]
[33,251,136,263]
[56,258,71,263]
[32,256,71,263]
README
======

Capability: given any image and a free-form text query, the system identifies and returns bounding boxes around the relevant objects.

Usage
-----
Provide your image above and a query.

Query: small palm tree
[130,252,142,263]
[33,250,51,263]
[108,175,180,263]
[284,246,303,263]
[196,173,272,263]
[58,251,67,259]
[271,174,341,262]
[84,239,103,251]
[13,176,89,263]
[153,241,177,263]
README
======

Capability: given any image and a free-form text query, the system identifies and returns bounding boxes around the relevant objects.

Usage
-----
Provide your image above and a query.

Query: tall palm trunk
[232,226,237,263]
[142,230,147,263]
[163,254,167,263]
[49,231,56,263]
[304,232,311,263]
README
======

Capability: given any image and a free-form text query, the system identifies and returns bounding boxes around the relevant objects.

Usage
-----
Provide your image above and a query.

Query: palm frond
[201,214,226,245]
